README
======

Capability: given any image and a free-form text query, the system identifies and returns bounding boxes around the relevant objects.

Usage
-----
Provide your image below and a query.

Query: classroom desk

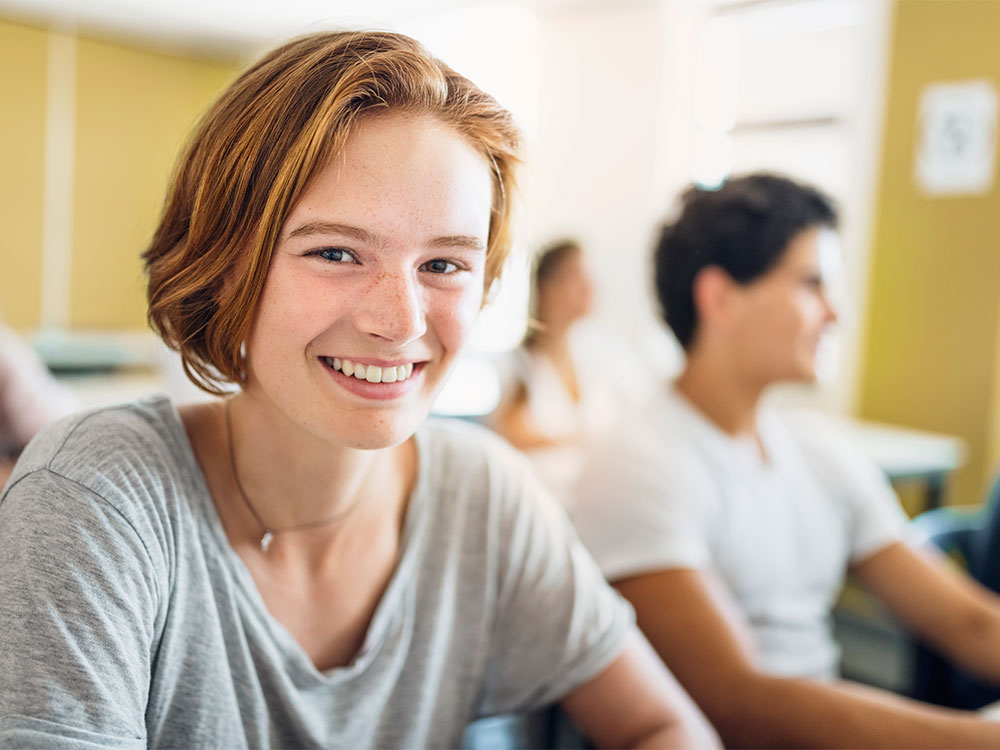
[824,416,966,511]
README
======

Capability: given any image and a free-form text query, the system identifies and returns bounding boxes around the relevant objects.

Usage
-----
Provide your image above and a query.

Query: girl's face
[243,113,493,449]
[538,250,595,325]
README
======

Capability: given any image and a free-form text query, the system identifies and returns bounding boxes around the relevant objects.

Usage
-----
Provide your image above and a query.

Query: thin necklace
[224,399,362,552]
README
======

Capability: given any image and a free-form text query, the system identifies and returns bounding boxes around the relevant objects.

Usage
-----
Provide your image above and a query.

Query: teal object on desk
[31,328,158,374]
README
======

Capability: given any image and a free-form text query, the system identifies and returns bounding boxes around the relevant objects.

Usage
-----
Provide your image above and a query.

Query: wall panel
[71,37,235,329]
[859,0,1000,504]
[0,20,48,330]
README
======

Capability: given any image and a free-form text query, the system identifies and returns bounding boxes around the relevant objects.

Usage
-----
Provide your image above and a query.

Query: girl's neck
[529,320,572,354]
[224,392,413,537]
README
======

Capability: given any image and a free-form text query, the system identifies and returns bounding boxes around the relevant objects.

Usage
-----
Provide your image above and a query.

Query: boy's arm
[855,540,1000,684]
[617,566,1000,748]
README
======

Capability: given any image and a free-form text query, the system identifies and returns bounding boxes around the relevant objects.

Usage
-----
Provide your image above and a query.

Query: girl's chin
[336,425,417,451]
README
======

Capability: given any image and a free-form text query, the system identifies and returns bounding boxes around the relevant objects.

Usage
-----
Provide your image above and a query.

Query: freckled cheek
[430,287,482,351]
[251,279,342,369]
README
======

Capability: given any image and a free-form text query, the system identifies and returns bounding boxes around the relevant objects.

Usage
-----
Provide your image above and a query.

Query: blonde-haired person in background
[0,31,716,749]
[490,239,649,507]
[0,320,77,488]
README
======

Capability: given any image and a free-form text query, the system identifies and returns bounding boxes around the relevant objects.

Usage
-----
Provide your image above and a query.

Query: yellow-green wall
[0,18,238,332]
[0,20,48,330]
[859,0,1000,505]
[71,37,235,329]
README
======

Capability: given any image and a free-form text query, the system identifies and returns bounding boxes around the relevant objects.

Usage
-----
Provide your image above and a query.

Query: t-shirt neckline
[155,394,432,684]
[666,384,780,468]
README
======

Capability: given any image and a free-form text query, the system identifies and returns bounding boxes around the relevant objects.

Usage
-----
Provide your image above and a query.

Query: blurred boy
[573,174,1000,747]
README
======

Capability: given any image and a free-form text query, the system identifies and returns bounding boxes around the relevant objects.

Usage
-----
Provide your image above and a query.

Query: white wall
[398,0,684,373]
[529,0,682,373]
[680,0,893,413]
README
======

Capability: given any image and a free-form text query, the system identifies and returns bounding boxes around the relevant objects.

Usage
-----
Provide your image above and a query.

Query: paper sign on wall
[914,79,997,196]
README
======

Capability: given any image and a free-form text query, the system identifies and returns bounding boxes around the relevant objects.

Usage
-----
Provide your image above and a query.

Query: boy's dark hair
[654,173,838,350]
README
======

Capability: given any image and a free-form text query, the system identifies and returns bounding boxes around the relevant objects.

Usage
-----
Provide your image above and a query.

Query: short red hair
[144,31,522,394]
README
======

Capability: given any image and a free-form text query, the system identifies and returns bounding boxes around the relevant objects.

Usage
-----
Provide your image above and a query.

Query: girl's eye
[310,247,357,264]
[422,259,459,274]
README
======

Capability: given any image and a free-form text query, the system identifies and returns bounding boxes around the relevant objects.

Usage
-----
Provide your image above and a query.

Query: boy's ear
[692,265,740,331]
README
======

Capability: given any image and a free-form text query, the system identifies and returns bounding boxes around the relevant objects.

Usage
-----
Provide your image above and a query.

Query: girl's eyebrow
[285,221,372,243]
[428,235,485,252]
[285,221,485,252]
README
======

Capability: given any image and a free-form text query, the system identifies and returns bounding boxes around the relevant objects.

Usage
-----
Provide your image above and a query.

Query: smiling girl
[0,31,715,749]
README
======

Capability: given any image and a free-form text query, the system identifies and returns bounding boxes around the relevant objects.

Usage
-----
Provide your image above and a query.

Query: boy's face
[730,225,841,385]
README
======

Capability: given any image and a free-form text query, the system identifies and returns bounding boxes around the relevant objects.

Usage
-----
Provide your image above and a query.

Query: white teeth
[328,358,417,384]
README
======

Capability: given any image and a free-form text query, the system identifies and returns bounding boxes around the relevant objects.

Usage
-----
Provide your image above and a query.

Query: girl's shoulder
[3,395,198,536]
[13,395,188,479]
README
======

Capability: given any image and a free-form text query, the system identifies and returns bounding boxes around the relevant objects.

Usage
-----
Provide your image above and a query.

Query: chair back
[969,471,1000,584]
[908,475,1000,709]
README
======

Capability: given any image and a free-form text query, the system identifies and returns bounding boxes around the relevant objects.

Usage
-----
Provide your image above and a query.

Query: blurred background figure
[489,240,647,506]
[572,173,1000,748]
[0,319,78,486]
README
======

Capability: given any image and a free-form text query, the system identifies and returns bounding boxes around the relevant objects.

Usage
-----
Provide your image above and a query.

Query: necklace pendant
[260,531,274,553]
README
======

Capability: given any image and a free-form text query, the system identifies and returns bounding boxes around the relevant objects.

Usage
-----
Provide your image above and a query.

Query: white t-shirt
[491,323,651,505]
[571,386,907,679]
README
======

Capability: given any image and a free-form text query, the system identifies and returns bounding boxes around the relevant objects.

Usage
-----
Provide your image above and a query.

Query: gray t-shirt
[0,396,630,749]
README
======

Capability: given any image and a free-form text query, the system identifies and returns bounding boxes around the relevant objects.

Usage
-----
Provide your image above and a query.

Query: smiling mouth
[321,356,416,384]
